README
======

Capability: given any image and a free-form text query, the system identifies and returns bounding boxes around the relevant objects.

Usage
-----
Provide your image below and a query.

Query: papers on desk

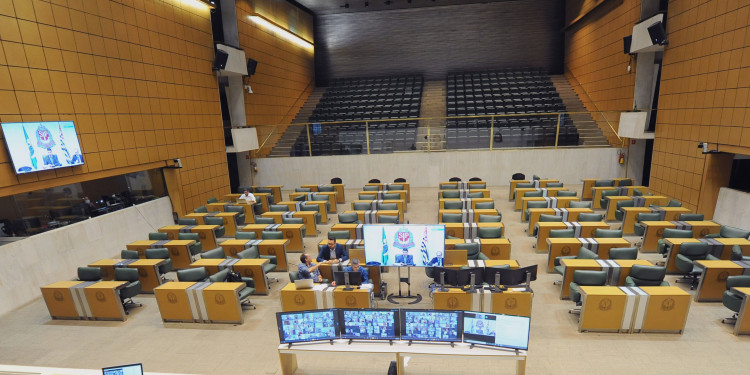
[360,283,374,291]
[509,288,526,292]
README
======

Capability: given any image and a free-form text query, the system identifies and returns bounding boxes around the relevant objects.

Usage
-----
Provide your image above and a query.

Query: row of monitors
[432,265,538,287]
[277,309,530,351]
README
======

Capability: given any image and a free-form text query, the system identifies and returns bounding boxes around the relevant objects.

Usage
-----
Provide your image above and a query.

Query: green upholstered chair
[706,225,750,239]
[471,183,487,189]
[467,192,484,198]
[207,197,218,204]
[194,205,208,213]
[454,242,489,261]
[178,233,202,256]
[478,214,502,222]
[145,247,173,281]
[569,201,592,208]
[633,213,661,236]
[383,193,401,200]
[475,201,495,209]
[674,242,713,289]
[295,187,311,192]
[556,190,577,197]
[121,249,140,259]
[319,185,335,192]
[599,189,619,209]
[532,175,541,180]
[632,189,644,196]
[237,246,277,275]
[546,182,564,188]
[617,178,633,187]
[177,267,209,282]
[77,267,102,281]
[225,205,246,225]
[378,203,398,211]
[549,229,575,238]
[576,213,603,222]
[235,231,257,240]
[524,190,544,198]
[477,227,502,239]
[363,185,379,191]
[114,268,142,314]
[204,216,225,238]
[282,217,305,228]
[730,245,750,261]
[554,247,597,276]
[177,218,198,225]
[441,213,462,223]
[524,201,548,221]
[594,180,614,187]
[269,204,288,212]
[443,190,460,198]
[353,202,372,210]
[722,275,750,324]
[439,183,455,190]
[569,270,608,314]
[387,184,405,191]
[614,200,635,221]
[593,229,622,238]
[678,213,704,221]
[293,195,306,201]
[533,214,562,236]
[624,265,669,286]
[149,232,169,240]
[328,230,350,240]
[608,247,638,260]
[666,199,682,207]
[444,201,463,209]
[262,231,284,239]
[512,183,535,199]
[201,247,226,259]
[379,215,399,224]
[656,228,693,256]
[254,217,275,224]
[288,271,300,282]
[300,204,322,224]
[255,187,274,203]
[338,212,361,224]
[208,268,230,282]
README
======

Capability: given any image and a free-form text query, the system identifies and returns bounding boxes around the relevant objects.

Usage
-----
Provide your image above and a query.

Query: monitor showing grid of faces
[339,308,399,340]
[399,309,463,342]
[276,310,339,343]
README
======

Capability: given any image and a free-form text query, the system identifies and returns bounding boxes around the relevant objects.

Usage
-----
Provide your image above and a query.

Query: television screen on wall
[1,121,84,174]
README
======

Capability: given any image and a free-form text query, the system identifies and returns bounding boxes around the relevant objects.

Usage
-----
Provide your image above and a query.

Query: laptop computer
[102,363,143,375]
[294,278,314,289]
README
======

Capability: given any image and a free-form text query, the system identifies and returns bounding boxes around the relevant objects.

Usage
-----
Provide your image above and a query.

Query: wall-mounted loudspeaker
[213,50,229,70]
[247,58,258,75]
[647,22,667,45]
[623,35,632,54]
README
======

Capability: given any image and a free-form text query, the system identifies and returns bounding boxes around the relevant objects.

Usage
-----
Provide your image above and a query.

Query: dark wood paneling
[314,0,564,85]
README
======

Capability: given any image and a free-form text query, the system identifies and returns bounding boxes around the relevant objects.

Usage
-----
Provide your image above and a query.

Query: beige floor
[0,185,748,374]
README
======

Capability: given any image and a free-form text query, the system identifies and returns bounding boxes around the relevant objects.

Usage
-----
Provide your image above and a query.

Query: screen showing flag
[1,121,84,174]
[362,224,445,267]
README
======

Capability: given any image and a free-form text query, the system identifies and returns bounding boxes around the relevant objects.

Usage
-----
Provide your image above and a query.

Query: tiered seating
[291,75,423,156]
[445,68,580,149]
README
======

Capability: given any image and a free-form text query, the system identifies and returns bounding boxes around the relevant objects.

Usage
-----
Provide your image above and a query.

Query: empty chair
[467,192,484,198]
[549,229,575,238]
[569,270,608,314]
[472,183,487,189]
[554,247,598,276]
[269,204,288,212]
[556,190,577,197]
[358,193,374,200]
[474,201,494,209]
[194,206,208,213]
[443,190,460,198]
[282,217,305,233]
[300,204,322,224]
[617,179,633,187]
[546,182,564,188]
[477,227,502,239]
[614,200,635,221]
[178,233,202,256]
[674,242,713,289]
[593,229,622,238]
[532,175,541,180]
[599,190,619,208]
[207,197,218,204]
[387,184,404,191]
[201,247,226,259]
[454,242,489,261]
[440,183,455,190]
[295,187,311,192]
[444,201,463,209]
[363,185,379,191]
[235,231,257,240]
[145,247,173,281]
[319,186,335,192]
[237,245,277,283]
[383,193,401,200]
[78,267,102,281]
[524,190,544,198]
[608,247,638,260]
[722,275,750,324]
[353,202,372,210]
[576,213,603,222]
[121,250,140,259]
[441,213,462,223]
[254,217,276,224]
[149,232,169,240]
[624,265,668,286]
[678,213,704,221]
[657,228,693,256]
[379,215,399,224]
[177,218,198,225]
[569,201,592,208]
[478,214,502,222]
[534,214,562,236]
[114,268,142,314]
[204,216,225,238]
[262,231,284,239]
[377,203,399,211]
[594,180,614,187]
[633,212,661,236]
[666,199,682,207]
[524,201,548,221]
[705,225,750,239]
[177,267,209,282]
[338,212,361,224]
[225,205,246,225]
[328,230,350,240]
[730,244,750,261]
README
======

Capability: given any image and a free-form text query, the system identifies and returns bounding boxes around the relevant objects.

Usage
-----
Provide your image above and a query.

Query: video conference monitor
[457,267,485,286]
[276,310,339,344]
[338,308,400,341]
[333,271,363,288]
[400,309,463,342]
[102,363,143,375]
[1,121,84,174]
[462,311,531,351]
[362,224,445,266]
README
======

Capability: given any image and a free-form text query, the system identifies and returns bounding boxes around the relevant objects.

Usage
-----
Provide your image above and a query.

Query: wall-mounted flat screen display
[1,121,84,174]
[362,224,445,266]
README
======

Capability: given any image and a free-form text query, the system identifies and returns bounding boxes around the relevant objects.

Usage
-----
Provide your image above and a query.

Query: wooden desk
[559,259,602,299]
[604,195,668,221]
[445,238,512,260]
[579,286,629,333]
[191,225,219,250]
[508,180,530,200]
[729,287,750,335]
[185,212,239,236]
[300,183,346,203]
[241,224,305,251]
[158,225,185,240]
[439,209,500,223]
[223,193,241,202]
[353,199,407,213]
[620,206,691,234]
[276,200,329,222]
[128,259,166,293]
[281,283,319,312]
[590,187,616,208]
[694,260,749,302]
[258,239,290,272]
[261,211,317,236]
[638,286,690,334]
[189,258,227,274]
[154,281,197,322]
[438,188,490,199]
[526,207,593,230]
[366,182,411,202]
[444,222,504,239]
[483,288,533,317]
[358,190,408,204]
[253,193,272,213]
[252,185,284,203]
[234,259,271,294]
[581,178,631,200]
[438,198,493,210]
[163,239,196,270]
[640,221,721,252]
[608,260,654,285]
[126,240,159,257]
[434,288,477,311]
[232,203,256,224]
[202,282,245,324]
[41,281,86,319]
[84,281,128,321]
[330,223,365,239]
[520,196,580,212]
[444,249,468,268]
[206,202,229,212]
[88,259,125,280]
[288,192,338,212]
[345,209,403,224]
[545,237,631,272]
[440,180,486,189]
[513,187,568,210]
[534,221,610,252]
[333,287,372,308]
[185,212,213,224]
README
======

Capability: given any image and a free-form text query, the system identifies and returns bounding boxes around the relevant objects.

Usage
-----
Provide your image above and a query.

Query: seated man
[343,258,368,283]
[427,251,444,267]
[317,235,349,264]
[298,253,329,283]
[239,189,256,204]
[394,249,415,266]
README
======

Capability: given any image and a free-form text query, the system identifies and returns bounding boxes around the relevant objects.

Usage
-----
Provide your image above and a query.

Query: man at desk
[239,189,256,204]
[298,253,325,283]
[428,251,444,267]
[317,235,349,264]
[395,249,415,266]
[343,258,369,283]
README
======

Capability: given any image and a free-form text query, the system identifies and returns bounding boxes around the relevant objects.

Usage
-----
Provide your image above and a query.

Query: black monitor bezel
[333,270,363,286]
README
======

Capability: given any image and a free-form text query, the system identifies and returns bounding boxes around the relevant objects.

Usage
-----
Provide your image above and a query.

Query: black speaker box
[247,58,258,75]
[213,50,229,70]
[647,22,667,45]
[623,35,632,54]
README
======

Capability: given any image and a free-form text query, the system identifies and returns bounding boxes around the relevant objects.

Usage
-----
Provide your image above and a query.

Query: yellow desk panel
[154,281,196,322]
[191,225,219,251]
[491,291,533,317]
[560,259,602,299]
[353,199,407,213]
[202,282,244,324]
[126,240,158,257]
[439,209,500,223]
[262,211,318,237]
[579,286,627,333]
[233,259,270,295]
[190,259,224,275]
[433,289,473,311]
[513,187,568,210]
[41,281,84,319]
[444,222,504,239]
[163,240,196,270]
[215,212,239,237]
[731,287,750,335]
[129,259,165,293]
[276,201,329,223]
[84,281,127,321]
[88,259,122,280]
[259,239,290,272]
[158,225,185,241]
[535,222,610,252]
[281,283,318,312]
[508,180,530,200]
[240,224,304,252]
[333,288,371,309]
[206,202,227,212]
[521,196,580,212]
[694,260,746,302]
[545,238,630,272]
[639,286,691,334]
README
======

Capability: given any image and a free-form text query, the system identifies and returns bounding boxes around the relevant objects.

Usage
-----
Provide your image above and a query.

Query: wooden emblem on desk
[230,248,239,256]
[285,232,292,238]
[598,298,612,311]
[268,248,277,255]
[167,293,178,304]
[199,232,206,239]
[101,269,110,279]
[491,246,500,256]
[586,228,597,237]
[53,291,64,302]
[447,297,459,309]
[242,269,254,277]
[656,228,664,236]
[170,248,180,256]
[448,228,458,237]
[215,294,226,305]
[96,291,106,302]
[345,295,357,307]
[138,268,147,277]
[561,246,572,256]
[505,297,517,310]
[168,233,176,240]
[718,271,730,282]
[700,228,709,236]
[294,294,305,306]
[661,298,675,311]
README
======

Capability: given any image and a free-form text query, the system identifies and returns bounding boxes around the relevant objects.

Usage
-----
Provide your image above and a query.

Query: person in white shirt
[239,189,256,204]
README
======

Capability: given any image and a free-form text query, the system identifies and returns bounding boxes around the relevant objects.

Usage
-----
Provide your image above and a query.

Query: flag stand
[386,266,422,304]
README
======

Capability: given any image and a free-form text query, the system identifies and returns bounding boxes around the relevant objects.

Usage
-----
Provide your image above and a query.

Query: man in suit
[394,249,415,266]
[317,235,349,264]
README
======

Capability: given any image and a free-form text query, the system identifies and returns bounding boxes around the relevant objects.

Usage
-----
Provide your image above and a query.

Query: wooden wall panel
[0,0,228,214]
[313,0,564,84]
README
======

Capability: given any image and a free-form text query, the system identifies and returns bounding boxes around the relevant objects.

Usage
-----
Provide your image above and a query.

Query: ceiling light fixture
[249,14,314,50]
